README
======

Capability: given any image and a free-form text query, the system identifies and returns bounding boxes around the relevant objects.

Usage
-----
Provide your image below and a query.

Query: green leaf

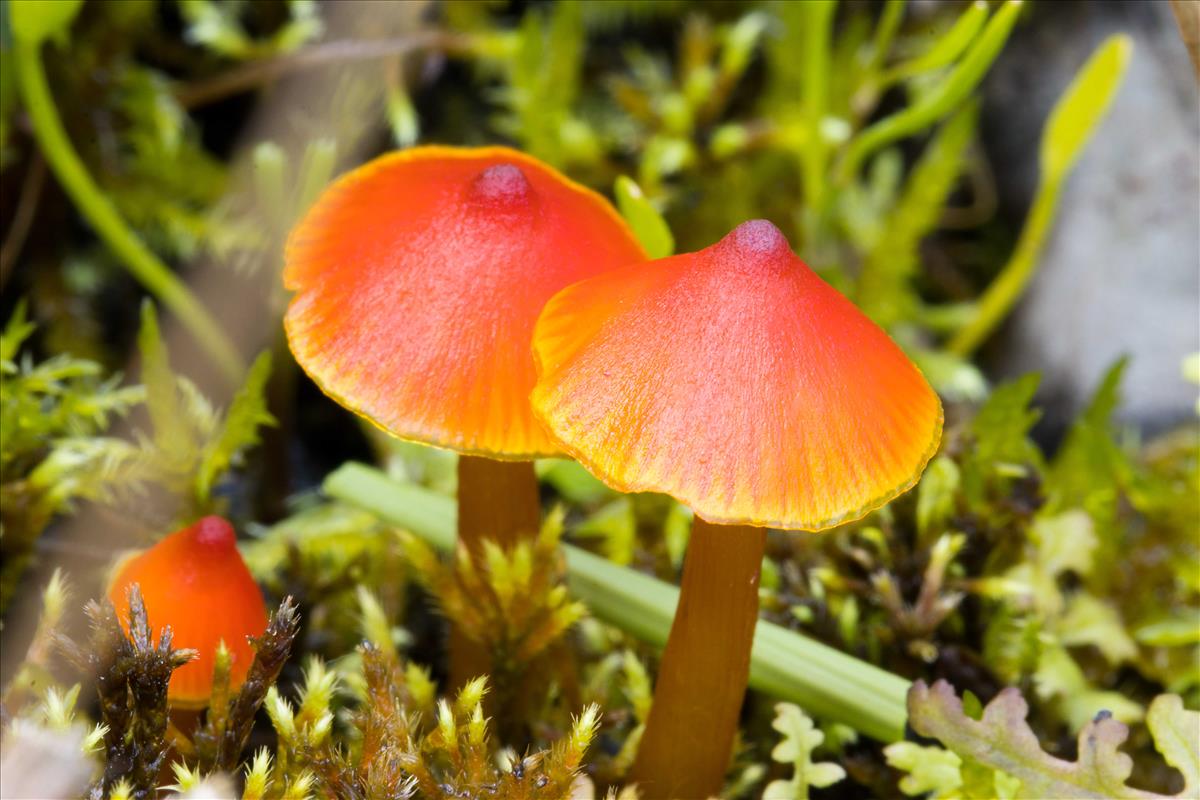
[1034,644,1143,731]
[885,741,963,798]
[1041,34,1132,181]
[719,11,769,81]
[885,1,990,85]
[962,374,1042,503]
[1135,610,1200,647]
[857,101,978,326]
[763,703,846,800]
[9,0,83,45]
[0,301,35,366]
[841,0,1022,179]
[949,35,1132,355]
[574,496,637,565]
[614,176,674,258]
[1030,509,1097,580]
[179,0,322,60]
[1146,695,1199,798]
[1056,593,1137,666]
[911,347,989,404]
[1047,359,1130,529]
[136,302,188,454]
[536,458,614,505]
[195,351,274,503]
[909,680,1189,799]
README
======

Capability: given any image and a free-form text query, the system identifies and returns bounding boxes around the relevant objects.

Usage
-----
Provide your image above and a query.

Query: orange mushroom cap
[108,516,268,708]
[531,220,943,530]
[283,146,648,459]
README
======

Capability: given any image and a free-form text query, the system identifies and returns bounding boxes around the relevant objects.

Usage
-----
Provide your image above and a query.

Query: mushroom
[283,146,646,557]
[530,219,942,798]
[108,516,268,708]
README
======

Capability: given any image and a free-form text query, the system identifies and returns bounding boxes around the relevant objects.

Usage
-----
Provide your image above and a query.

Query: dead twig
[175,32,474,109]
[0,154,46,290]
[1172,0,1200,79]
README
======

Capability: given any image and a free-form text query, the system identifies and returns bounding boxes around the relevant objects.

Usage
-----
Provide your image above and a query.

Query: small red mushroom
[283,146,646,555]
[531,220,942,798]
[108,516,267,708]
[283,145,646,684]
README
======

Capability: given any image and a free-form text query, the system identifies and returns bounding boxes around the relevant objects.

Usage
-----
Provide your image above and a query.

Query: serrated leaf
[884,741,963,798]
[195,351,274,502]
[962,374,1043,503]
[764,703,846,799]
[1145,695,1199,798]
[908,680,1191,799]
[1047,359,1131,530]
[136,302,189,454]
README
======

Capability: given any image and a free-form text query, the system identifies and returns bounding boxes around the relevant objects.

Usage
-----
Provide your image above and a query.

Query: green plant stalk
[798,0,837,252]
[323,463,911,741]
[14,41,243,384]
[837,0,1022,183]
[948,35,1132,355]
[880,1,989,90]
[865,0,906,77]
[947,180,1059,356]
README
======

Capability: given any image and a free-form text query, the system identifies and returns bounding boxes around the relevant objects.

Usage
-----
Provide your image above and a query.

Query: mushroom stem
[629,519,767,799]
[450,455,541,686]
[456,455,541,554]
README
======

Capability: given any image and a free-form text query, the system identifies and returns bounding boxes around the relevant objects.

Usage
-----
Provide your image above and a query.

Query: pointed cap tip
[722,219,790,259]
[468,163,533,206]
[190,516,236,549]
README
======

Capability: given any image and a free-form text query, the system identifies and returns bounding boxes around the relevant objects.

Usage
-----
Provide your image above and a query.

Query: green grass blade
[323,462,910,741]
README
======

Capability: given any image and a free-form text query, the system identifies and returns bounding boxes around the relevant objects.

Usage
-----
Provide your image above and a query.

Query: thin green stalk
[323,463,911,742]
[947,181,1058,355]
[798,0,837,253]
[948,35,1132,355]
[837,0,1022,184]
[14,41,243,384]
[865,0,906,77]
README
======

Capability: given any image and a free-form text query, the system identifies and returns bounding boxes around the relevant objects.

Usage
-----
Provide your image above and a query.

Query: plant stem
[946,181,1059,356]
[449,455,541,686]
[323,463,911,742]
[14,41,243,385]
[628,520,766,799]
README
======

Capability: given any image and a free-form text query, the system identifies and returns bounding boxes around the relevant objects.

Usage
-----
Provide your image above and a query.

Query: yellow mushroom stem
[449,454,541,687]
[630,519,767,799]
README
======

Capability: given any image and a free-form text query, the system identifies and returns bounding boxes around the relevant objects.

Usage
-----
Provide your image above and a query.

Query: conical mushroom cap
[531,220,943,530]
[108,516,268,707]
[284,146,647,458]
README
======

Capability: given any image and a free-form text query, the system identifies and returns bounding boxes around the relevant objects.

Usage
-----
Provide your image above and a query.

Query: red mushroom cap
[531,220,943,530]
[283,146,647,458]
[108,516,267,707]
